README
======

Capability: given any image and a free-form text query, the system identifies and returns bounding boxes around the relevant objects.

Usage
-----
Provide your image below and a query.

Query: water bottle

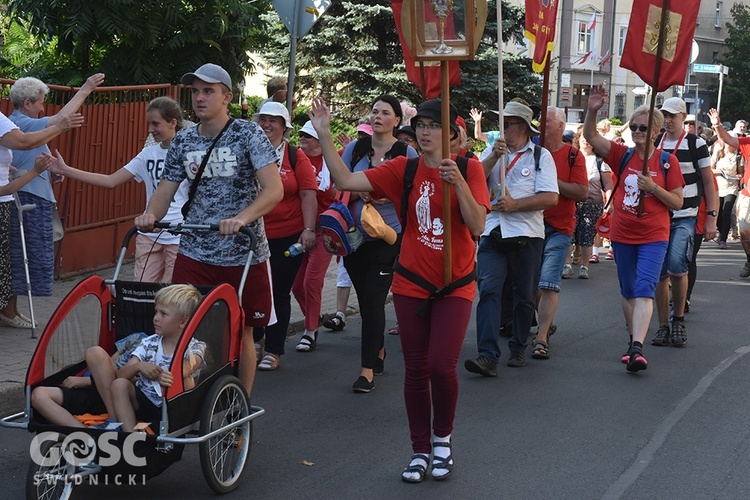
[284,243,304,257]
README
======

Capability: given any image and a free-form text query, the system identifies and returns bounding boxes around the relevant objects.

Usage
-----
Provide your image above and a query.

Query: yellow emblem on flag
[643,5,681,62]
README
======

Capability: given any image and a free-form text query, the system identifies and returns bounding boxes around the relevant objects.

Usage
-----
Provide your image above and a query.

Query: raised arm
[50,149,134,189]
[309,97,374,192]
[47,73,105,128]
[469,108,489,143]
[708,109,739,149]
[480,137,507,178]
[0,154,53,196]
[583,84,612,159]
[0,114,84,150]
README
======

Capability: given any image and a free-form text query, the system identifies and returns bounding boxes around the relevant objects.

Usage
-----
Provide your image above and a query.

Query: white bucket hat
[503,101,540,136]
[299,120,318,140]
[253,101,293,129]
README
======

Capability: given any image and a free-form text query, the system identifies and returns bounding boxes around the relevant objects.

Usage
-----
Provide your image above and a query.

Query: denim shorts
[660,217,695,277]
[612,240,668,299]
[538,226,572,292]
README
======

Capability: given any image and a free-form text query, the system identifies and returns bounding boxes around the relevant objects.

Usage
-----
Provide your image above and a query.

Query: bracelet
[304,227,315,232]
[713,123,722,129]
[646,185,658,195]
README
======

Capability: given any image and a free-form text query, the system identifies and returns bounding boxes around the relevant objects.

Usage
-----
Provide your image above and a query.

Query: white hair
[547,107,566,125]
[9,77,49,109]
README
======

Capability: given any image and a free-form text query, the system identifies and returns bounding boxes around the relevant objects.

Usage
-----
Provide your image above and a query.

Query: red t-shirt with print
[606,142,685,244]
[264,143,318,239]
[543,144,588,235]
[364,155,490,302]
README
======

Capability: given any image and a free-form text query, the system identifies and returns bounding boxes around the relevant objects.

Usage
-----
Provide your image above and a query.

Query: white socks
[402,454,429,481]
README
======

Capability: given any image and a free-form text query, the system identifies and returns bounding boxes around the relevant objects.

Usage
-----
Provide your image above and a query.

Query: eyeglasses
[504,121,525,129]
[629,124,649,133]
[415,122,442,130]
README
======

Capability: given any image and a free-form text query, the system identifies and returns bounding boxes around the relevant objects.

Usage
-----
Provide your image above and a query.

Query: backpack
[318,191,363,256]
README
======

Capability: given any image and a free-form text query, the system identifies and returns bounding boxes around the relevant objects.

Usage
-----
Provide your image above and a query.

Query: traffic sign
[693,63,722,74]
[273,0,331,37]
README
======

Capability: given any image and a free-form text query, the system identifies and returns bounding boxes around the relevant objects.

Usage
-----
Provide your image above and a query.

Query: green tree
[720,3,750,122]
[4,0,271,87]
[262,0,540,123]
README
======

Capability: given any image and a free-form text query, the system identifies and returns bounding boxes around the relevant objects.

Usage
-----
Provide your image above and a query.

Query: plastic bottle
[284,243,304,257]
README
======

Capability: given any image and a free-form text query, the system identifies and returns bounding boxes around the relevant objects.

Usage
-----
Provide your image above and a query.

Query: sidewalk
[0,257,359,415]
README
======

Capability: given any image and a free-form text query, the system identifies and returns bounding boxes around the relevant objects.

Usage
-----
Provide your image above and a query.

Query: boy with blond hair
[104,284,206,432]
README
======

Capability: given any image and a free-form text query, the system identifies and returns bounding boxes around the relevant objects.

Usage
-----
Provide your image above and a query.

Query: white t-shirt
[0,112,19,203]
[124,144,189,245]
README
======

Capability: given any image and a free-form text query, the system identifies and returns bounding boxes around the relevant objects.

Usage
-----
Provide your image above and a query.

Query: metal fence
[0,80,191,277]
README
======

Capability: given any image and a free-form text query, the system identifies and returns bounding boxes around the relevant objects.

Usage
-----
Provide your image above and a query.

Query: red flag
[587,11,597,31]
[620,0,700,92]
[524,0,560,73]
[577,51,592,65]
[391,0,460,99]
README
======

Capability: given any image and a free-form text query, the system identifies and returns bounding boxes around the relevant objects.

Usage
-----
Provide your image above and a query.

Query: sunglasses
[299,132,314,139]
[504,121,525,129]
[629,124,649,133]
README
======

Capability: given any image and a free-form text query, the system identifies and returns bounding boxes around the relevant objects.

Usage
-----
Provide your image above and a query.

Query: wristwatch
[707,210,717,217]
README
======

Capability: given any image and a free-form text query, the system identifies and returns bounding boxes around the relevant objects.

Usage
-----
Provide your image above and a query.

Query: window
[577,21,593,54]
[615,93,625,118]
[618,26,627,55]
[716,2,723,28]
[634,94,645,109]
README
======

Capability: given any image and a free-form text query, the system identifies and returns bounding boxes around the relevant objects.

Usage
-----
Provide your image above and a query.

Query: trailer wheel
[198,375,252,494]
[26,434,75,500]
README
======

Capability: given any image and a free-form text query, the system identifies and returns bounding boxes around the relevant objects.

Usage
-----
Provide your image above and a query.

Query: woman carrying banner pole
[310,96,489,482]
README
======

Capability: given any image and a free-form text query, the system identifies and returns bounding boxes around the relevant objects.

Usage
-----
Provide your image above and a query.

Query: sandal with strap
[323,314,346,331]
[401,453,429,483]
[296,332,318,352]
[258,353,280,371]
[531,339,550,360]
[431,441,454,480]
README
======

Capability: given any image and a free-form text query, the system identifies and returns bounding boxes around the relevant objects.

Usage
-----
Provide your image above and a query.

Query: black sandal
[296,332,317,352]
[431,441,454,480]
[401,454,429,483]
[531,339,550,360]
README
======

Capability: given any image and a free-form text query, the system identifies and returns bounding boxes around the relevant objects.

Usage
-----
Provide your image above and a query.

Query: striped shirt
[658,133,710,218]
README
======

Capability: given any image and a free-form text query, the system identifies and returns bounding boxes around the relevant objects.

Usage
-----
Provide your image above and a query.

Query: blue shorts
[612,241,668,299]
[660,217,695,277]
[538,226,572,292]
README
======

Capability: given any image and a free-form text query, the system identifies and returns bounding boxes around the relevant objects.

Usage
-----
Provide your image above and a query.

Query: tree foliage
[262,0,541,123]
[720,3,750,122]
[3,0,271,87]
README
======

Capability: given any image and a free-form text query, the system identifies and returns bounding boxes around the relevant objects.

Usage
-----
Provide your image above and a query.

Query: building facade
[505,0,747,123]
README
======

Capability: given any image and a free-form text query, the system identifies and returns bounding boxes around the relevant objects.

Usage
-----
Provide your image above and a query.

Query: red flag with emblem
[391,0,460,99]
[524,0,560,73]
[620,0,700,92]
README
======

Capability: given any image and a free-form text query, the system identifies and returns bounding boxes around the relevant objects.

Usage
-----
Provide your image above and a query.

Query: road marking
[602,345,750,500]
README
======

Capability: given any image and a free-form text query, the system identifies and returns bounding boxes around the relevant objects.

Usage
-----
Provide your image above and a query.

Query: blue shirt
[10,110,56,202]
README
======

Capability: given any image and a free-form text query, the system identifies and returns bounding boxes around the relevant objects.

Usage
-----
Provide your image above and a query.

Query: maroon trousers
[393,294,472,454]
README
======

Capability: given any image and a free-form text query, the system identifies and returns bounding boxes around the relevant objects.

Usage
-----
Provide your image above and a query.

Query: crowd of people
[3,62,749,484]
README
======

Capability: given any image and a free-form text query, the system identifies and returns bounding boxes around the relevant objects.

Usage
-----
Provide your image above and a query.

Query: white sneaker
[578,266,589,279]
[561,264,574,279]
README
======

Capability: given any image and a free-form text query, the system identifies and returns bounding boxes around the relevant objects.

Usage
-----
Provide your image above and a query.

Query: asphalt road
[2,244,749,499]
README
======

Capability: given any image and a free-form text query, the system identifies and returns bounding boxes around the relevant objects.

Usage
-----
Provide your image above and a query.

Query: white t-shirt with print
[124,144,189,245]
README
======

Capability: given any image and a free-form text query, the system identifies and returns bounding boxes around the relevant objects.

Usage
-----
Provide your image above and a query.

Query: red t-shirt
[543,144,588,235]
[364,155,490,302]
[306,153,336,215]
[606,142,685,244]
[738,136,750,197]
[264,143,318,239]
